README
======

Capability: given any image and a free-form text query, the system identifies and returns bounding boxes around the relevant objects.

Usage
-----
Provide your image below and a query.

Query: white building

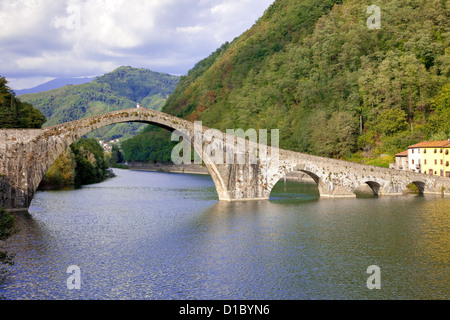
[407,142,423,173]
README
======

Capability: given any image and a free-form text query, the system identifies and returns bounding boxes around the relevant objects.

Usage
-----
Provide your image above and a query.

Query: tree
[0,208,16,291]
[427,83,450,137]
[376,109,409,136]
[108,144,124,167]
[39,148,76,190]
[40,138,110,190]
[0,76,46,129]
[71,138,108,187]
[310,111,358,159]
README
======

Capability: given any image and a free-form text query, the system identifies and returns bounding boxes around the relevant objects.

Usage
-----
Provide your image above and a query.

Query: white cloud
[0,0,274,90]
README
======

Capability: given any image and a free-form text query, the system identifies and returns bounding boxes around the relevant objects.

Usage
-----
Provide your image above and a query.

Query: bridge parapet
[276,149,450,197]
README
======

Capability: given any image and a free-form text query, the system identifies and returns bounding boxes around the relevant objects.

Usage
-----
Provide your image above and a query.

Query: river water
[1,169,449,300]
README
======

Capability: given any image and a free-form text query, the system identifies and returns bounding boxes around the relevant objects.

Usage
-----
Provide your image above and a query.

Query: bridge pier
[0,168,37,212]
[0,182,29,212]
[213,162,277,201]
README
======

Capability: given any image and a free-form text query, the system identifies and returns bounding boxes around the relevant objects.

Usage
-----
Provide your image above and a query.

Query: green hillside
[19,66,179,141]
[0,76,46,129]
[123,0,449,166]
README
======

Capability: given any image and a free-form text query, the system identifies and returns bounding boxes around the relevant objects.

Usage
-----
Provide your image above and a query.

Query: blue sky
[0,0,274,90]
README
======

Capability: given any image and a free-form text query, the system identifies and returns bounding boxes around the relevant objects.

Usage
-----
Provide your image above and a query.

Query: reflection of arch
[267,169,321,200]
[276,169,326,195]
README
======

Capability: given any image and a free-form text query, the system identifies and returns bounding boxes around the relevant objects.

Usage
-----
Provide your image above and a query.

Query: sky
[0,0,275,90]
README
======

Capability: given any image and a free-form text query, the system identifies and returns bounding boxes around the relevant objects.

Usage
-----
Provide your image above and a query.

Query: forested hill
[122,0,449,166]
[0,76,46,129]
[19,66,180,141]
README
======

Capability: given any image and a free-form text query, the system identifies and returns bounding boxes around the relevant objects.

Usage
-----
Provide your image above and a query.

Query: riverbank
[38,168,116,191]
[129,163,210,175]
[129,162,315,182]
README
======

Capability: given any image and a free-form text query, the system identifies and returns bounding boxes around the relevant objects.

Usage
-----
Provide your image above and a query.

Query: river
[1,169,449,300]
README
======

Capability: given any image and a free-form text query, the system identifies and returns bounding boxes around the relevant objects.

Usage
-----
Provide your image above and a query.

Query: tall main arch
[0,109,231,211]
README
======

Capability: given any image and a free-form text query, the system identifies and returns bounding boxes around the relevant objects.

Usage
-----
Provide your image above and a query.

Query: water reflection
[1,169,449,300]
[270,179,320,202]
[411,199,450,294]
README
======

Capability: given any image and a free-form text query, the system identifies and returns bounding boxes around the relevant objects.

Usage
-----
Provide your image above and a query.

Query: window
[412,149,414,154]
[424,149,427,154]
[424,160,427,165]
[440,148,443,153]
[435,159,438,165]
[446,161,449,167]
[434,149,437,153]
[446,149,449,155]
[441,159,443,165]
[412,160,415,165]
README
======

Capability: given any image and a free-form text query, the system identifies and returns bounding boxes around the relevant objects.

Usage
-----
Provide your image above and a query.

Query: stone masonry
[1,108,449,212]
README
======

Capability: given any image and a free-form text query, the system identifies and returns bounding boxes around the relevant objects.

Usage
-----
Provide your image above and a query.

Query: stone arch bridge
[1,108,449,212]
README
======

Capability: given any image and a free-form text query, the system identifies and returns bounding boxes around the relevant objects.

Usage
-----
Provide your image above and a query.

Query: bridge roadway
[1,108,449,211]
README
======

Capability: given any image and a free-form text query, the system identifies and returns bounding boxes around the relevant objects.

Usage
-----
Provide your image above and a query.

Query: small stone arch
[299,170,323,188]
[365,181,382,195]
[405,181,426,195]
[354,181,383,197]
[287,167,328,196]
[285,164,358,198]
[267,168,322,200]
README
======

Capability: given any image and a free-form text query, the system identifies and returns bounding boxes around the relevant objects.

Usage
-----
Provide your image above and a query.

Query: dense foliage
[0,77,46,129]
[39,138,110,189]
[0,207,15,292]
[19,67,179,142]
[123,0,449,165]
[72,138,109,186]
[108,144,125,168]
[121,125,177,163]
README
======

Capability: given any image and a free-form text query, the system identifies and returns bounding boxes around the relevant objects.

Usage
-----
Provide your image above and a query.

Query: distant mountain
[15,77,96,95]
[19,66,180,142]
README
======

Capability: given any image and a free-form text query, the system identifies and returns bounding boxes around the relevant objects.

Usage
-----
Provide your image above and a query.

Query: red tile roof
[407,140,450,149]
[395,151,408,157]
